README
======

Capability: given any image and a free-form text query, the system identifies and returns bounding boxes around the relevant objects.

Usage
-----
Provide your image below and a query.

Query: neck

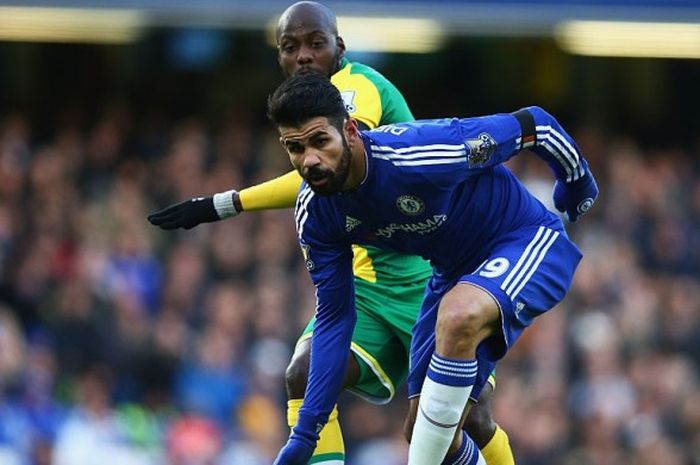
[344,137,367,191]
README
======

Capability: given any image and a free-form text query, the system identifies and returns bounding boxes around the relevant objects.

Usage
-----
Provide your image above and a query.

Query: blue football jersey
[293,106,588,429]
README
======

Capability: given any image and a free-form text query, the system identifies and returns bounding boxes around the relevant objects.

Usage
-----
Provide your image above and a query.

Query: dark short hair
[267,71,348,130]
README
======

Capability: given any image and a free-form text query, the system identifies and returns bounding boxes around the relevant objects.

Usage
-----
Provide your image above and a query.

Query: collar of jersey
[356,132,372,190]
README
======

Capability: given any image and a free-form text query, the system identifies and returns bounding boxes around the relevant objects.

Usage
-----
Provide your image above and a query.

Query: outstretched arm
[237,170,303,211]
[147,169,303,230]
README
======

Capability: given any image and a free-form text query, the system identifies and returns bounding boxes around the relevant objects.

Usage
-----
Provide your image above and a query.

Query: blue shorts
[407,225,582,401]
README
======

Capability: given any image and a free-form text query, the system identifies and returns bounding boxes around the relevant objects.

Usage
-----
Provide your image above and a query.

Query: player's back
[342,118,562,278]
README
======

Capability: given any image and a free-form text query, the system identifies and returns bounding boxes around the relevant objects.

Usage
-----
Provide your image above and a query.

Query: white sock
[408,353,478,465]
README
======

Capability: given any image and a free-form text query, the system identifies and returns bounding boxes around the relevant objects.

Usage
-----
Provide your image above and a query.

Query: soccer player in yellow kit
[148,2,514,465]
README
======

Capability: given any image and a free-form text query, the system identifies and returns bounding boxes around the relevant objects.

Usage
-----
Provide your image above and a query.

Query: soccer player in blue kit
[268,73,598,465]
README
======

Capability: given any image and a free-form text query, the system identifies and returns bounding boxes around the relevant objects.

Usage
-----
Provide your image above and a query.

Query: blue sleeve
[514,106,588,183]
[299,240,355,427]
[455,106,588,182]
[293,190,356,439]
[368,117,524,190]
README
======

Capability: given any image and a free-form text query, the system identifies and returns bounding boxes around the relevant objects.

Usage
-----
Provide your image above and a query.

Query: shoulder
[333,60,387,86]
[364,120,468,176]
[369,118,464,144]
[333,59,413,128]
[332,59,408,100]
[331,60,383,101]
[295,185,346,244]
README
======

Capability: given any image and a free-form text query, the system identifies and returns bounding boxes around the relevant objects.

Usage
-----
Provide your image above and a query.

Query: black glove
[147,197,220,230]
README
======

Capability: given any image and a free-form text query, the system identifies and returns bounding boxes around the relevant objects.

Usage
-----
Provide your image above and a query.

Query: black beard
[306,141,351,196]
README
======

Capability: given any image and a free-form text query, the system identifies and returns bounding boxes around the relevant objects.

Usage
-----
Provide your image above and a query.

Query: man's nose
[297,45,313,64]
[302,151,321,168]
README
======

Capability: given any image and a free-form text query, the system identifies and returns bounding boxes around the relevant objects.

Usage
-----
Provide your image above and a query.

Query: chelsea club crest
[396,195,425,216]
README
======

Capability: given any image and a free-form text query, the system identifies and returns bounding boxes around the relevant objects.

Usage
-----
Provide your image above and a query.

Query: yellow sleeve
[239,170,303,211]
[331,67,382,129]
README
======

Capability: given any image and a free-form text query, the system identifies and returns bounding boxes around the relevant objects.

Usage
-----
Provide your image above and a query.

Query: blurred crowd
[0,102,698,465]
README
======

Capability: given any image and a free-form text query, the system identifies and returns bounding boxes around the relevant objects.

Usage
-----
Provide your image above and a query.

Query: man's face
[277,24,344,77]
[279,117,352,196]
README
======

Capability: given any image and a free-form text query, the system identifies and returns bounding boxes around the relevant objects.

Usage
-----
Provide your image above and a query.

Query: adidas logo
[346,216,361,232]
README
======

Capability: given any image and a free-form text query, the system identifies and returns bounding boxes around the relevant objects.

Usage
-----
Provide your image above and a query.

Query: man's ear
[345,118,360,139]
[336,36,346,59]
[344,118,360,145]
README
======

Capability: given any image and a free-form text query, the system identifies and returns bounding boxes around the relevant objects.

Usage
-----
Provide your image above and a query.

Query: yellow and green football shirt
[240,58,432,400]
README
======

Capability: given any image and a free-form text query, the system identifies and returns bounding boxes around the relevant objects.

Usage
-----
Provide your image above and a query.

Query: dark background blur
[0,2,699,465]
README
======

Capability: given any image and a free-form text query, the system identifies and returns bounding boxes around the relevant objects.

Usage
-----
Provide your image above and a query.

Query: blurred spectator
[167,415,221,465]
[218,394,286,465]
[174,324,248,429]
[0,95,698,465]
[52,367,161,465]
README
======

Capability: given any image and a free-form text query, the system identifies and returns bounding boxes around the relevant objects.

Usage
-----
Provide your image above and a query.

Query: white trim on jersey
[541,140,575,181]
[373,155,468,166]
[371,143,465,154]
[536,125,585,182]
[372,150,467,161]
[295,186,315,240]
[501,226,560,299]
[370,143,467,167]
[294,186,313,225]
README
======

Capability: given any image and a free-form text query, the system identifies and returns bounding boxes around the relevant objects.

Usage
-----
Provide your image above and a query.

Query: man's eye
[281,44,297,53]
[311,41,325,48]
[288,144,304,154]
